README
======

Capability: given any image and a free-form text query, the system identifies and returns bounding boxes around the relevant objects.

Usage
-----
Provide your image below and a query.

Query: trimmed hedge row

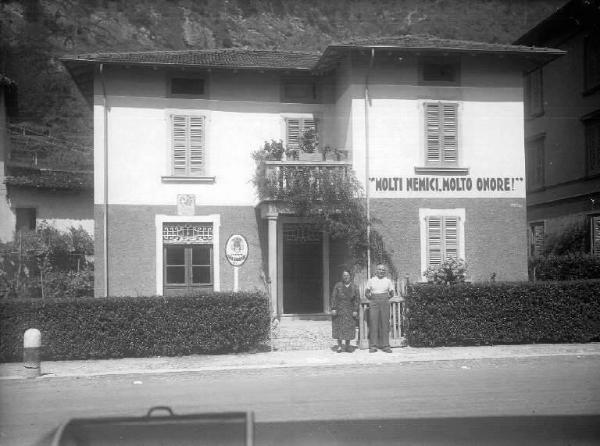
[406,281,600,347]
[0,292,270,362]
[529,254,600,281]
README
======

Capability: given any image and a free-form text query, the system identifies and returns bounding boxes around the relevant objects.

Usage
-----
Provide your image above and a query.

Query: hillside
[0,0,565,156]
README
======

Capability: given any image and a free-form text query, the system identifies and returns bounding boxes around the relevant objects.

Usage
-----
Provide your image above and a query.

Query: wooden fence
[357,278,408,349]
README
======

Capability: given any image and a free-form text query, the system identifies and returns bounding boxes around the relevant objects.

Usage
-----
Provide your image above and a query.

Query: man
[365,264,395,353]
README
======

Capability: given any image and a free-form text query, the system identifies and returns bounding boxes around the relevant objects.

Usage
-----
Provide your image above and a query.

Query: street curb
[2,347,599,380]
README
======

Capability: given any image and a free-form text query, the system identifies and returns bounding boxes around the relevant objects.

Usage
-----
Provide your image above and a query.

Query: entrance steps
[271,317,346,351]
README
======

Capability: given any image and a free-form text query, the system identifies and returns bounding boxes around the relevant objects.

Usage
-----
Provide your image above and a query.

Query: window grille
[163,223,213,244]
[283,224,322,243]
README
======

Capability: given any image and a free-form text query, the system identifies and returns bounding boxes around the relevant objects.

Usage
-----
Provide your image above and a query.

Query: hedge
[529,253,600,281]
[406,281,600,347]
[0,292,270,362]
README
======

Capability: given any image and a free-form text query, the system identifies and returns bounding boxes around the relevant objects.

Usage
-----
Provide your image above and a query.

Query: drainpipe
[364,48,375,279]
[99,64,109,298]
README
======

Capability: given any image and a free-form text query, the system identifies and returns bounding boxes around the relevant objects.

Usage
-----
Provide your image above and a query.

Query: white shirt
[366,276,394,295]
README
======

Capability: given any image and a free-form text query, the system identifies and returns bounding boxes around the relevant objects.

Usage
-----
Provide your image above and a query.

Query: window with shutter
[529,222,545,257]
[584,33,600,92]
[526,136,545,191]
[427,216,460,267]
[525,69,543,117]
[591,215,600,257]
[171,115,205,176]
[285,118,316,148]
[585,117,600,176]
[425,102,458,166]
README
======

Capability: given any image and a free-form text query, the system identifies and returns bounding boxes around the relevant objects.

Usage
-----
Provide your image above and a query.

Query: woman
[330,270,360,353]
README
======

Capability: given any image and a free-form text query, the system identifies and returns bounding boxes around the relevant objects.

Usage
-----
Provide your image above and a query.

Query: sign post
[225,235,249,292]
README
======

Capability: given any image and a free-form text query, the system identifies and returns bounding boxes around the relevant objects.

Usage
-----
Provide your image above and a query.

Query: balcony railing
[261,160,353,201]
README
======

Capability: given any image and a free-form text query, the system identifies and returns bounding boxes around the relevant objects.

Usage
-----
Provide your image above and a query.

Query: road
[1,355,599,445]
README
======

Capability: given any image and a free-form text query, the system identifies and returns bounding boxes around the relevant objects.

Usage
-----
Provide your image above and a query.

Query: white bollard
[23,328,41,378]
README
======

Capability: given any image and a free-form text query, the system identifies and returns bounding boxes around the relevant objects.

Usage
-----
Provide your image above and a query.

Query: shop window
[15,208,36,232]
[162,223,213,295]
[170,114,206,177]
[525,68,544,117]
[285,117,317,149]
[526,136,545,191]
[529,222,545,257]
[584,33,600,93]
[424,102,459,167]
[591,215,600,257]
[584,115,600,176]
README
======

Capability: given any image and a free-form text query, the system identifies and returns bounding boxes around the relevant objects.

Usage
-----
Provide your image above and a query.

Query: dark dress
[330,282,360,340]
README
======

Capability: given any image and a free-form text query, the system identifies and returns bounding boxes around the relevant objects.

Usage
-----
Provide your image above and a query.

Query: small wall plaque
[177,194,195,216]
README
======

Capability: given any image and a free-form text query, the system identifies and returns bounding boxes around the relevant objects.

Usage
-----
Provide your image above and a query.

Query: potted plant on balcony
[298,128,347,161]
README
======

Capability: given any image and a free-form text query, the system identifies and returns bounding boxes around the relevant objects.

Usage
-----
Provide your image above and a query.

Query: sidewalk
[1,343,599,380]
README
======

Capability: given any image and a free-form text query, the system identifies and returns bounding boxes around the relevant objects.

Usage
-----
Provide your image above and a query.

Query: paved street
[1,355,599,445]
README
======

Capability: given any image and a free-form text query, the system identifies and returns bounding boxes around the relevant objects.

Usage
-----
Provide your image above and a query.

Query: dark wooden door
[283,240,323,314]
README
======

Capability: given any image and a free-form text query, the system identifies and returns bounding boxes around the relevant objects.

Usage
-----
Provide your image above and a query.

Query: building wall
[94,204,264,297]
[7,188,94,234]
[524,30,600,239]
[371,198,528,282]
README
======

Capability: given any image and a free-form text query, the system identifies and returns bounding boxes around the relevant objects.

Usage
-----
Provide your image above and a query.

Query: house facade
[0,75,94,243]
[62,36,561,315]
[515,0,600,257]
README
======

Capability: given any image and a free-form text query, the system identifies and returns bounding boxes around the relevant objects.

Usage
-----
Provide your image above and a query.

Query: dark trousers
[367,294,390,348]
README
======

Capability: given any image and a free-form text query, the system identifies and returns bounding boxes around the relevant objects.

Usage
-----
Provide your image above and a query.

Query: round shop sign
[225,234,249,267]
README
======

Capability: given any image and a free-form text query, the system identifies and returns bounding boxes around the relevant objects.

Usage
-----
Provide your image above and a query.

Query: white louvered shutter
[444,216,458,260]
[172,115,188,176]
[425,103,441,164]
[189,116,205,175]
[442,103,458,164]
[286,118,301,147]
[171,115,205,176]
[427,216,442,267]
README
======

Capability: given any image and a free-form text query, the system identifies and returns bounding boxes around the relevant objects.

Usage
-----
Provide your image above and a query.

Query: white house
[62,35,562,315]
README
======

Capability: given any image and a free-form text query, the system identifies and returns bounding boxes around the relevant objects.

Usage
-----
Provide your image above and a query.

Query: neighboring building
[0,75,94,243]
[62,36,561,314]
[515,0,600,257]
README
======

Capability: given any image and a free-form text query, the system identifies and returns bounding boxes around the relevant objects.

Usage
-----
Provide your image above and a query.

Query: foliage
[1,0,562,156]
[423,257,467,284]
[252,141,394,274]
[529,253,600,281]
[543,221,589,256]
[406,281,600,347]
[0,292,271,362]
[0,224,93,299]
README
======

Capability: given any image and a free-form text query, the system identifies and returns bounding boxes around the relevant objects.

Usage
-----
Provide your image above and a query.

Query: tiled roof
[61,49,320,71]
[4,169,93,191]
[327,34,563,54]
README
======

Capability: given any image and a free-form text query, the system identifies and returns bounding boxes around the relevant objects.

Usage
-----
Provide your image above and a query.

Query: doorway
[282,224,323,314]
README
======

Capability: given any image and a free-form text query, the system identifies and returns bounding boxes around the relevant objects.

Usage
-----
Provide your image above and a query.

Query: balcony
[259,160,354,202]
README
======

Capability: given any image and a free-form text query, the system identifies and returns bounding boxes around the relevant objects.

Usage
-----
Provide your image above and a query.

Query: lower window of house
[163,223,213,295]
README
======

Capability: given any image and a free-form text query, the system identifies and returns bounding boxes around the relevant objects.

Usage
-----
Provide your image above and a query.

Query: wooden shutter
[442,104,458,164]
[586,119,600,175]
[427,217,442,266]
[286,118,316,147]
[171,115,205,176]
[592,216,600,257]
[425,103,441,164]
[530,223,544,257]
[444,216,458,260]
[172,115,188,176]
[189,116,205,175]
[427,216,459,267]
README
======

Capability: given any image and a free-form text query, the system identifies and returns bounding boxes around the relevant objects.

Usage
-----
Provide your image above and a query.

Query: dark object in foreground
[51,406,253,446]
